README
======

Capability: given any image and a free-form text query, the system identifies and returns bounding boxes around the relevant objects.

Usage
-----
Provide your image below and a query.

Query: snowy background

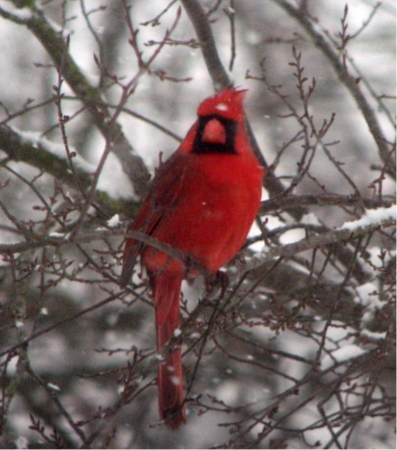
[0,0,395,448]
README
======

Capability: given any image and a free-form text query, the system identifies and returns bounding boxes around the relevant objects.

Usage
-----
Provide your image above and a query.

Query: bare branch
[0,2,150,196]
[0,124,91,191]
[260,193,394,215]
[272,0,396,176]
[247,207,396,271]
[180,0,231,89]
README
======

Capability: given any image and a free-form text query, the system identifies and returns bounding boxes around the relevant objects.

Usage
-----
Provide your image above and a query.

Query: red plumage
[120,88,264,429]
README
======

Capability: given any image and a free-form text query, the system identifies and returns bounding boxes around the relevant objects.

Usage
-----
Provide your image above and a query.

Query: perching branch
[0,2,394,445]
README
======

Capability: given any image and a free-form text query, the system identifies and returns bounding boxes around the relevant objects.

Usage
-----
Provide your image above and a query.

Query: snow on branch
[246,205,396,271]
[0,0,150,196]
[0,124,92,190]
[341,205,396,232]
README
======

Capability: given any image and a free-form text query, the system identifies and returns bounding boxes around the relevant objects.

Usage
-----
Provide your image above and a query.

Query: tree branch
[246,206,396,271]
[180,0,302,217]
[179,0,231,89]
[0,2,150,197]
[0,124,91,190]
[0,124,137,218]
[260,193,395,214]
[273,0,396,177]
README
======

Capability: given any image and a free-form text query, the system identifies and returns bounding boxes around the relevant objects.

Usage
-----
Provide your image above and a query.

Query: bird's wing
[120,153,188,286]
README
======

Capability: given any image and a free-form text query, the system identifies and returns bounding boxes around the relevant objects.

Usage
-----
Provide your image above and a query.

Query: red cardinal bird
[120,88,264,429]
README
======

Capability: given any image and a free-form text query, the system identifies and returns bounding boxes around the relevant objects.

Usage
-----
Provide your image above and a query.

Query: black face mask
[192,114,238,155]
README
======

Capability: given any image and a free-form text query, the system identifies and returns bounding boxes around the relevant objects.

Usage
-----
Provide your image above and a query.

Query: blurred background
[0,0,395,448]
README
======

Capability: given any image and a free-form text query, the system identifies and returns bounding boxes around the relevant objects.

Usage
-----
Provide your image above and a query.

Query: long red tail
[151,272,186,430]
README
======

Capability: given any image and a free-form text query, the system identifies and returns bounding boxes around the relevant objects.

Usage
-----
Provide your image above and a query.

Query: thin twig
[273,0,395,176]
